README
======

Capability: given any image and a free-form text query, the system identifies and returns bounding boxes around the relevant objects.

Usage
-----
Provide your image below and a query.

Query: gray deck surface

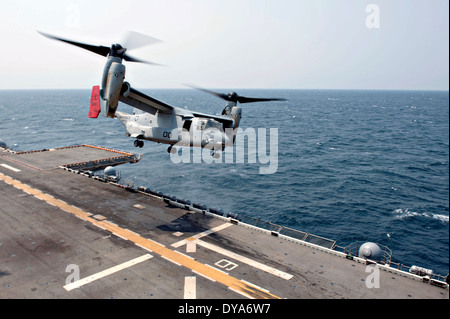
[1,146,448,299]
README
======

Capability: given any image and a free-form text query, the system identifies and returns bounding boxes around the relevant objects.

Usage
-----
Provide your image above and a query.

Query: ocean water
[0,89,448,276]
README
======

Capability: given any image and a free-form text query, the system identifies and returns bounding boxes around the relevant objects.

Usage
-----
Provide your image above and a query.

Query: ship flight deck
[0,145,448,299]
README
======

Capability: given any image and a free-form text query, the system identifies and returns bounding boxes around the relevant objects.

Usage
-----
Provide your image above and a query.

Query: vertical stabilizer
[88,86,101,118]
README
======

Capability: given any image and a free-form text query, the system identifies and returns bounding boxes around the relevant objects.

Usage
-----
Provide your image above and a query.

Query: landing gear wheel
[168,146,177,154]
[211,151,220,159]
[134,140,144,148]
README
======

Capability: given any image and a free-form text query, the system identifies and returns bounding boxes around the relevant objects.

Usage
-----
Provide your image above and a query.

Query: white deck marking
[0,172,281,299]
[63,254,153,291]
[171,223,232,248]
[161,255,182,266]
[186,241,197,253]
[0,164,21,172]
[184,276,197,299]
[195,239,293,280]
[229,287,256,299]
[171,221,292,280]
[215,259,238,271]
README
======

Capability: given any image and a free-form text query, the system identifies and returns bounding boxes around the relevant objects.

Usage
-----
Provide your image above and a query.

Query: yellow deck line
[0,172,281,299]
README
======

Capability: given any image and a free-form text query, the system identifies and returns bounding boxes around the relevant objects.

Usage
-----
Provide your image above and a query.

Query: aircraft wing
[173,108,234,126]
[119,87,174,115]
[190,111,234,127]
[120,86,234,127]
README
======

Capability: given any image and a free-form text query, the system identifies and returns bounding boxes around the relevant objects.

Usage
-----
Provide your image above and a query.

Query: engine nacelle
[102,61,125,118]
[230,106,242,129]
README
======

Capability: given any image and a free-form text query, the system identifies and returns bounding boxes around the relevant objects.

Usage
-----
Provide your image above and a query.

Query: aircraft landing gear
[167,146,177,154]
[211,151,220,159]
[134,140,144,148]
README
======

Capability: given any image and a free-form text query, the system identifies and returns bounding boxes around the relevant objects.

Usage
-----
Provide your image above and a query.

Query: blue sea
[0,89,448,276]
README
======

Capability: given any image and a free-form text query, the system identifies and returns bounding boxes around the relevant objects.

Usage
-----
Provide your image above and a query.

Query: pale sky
[0,0,448,90]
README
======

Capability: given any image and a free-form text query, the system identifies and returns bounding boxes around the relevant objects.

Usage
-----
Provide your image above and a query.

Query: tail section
[88,85,101,118]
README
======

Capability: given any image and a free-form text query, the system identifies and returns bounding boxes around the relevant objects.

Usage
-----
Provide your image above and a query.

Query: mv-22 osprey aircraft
[39,31,287,157]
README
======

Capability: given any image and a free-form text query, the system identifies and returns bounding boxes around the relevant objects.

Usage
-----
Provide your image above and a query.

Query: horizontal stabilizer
[88,86,101,118]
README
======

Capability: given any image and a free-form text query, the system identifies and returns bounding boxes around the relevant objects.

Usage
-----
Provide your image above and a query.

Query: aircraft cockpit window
[205,120,221,130]
[197,120,207,130]
[183,119,192,131]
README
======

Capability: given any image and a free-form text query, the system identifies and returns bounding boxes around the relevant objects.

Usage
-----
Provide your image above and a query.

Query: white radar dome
[358,242,382,261]
[104,166,117,176]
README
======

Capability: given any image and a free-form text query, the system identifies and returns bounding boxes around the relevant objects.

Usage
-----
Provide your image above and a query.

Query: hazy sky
[0,0,448,90]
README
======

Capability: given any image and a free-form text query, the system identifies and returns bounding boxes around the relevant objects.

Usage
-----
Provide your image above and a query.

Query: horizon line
[1,87,449,92]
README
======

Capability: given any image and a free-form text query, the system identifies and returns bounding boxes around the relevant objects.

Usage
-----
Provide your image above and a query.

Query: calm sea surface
[0,89,448,276]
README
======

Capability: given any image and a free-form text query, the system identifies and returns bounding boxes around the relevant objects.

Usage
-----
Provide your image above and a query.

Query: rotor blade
[237,96,288,104]
[188,85,287,103]
[122,31,163,51]
[38,31,111,57]
[123,54,165,65]
[185,85,230,101]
